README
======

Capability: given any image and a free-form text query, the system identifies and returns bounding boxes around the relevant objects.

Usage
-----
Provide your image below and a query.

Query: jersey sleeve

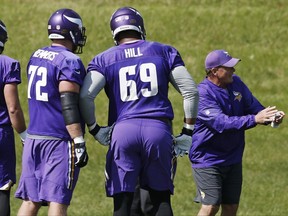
[4,60,21,84]
[166,46,185,70]
[87,55,104,75]
[58,57,86,86]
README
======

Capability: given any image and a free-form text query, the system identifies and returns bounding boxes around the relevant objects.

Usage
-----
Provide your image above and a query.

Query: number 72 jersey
[26,46,86,139]
[87,40,185,124]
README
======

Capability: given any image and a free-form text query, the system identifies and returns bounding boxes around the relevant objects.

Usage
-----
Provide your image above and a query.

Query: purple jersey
[87,40,185,125]
[190,75,265,168]
[0,54,21,125]
[0,55,21,188]
[26,46,86,139]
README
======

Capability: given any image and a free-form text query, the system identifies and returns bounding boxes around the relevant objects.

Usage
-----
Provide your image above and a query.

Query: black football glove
[74,138,89,168]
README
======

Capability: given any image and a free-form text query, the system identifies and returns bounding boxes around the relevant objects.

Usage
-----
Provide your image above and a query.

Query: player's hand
[95,126,112,145]
[74,137,89,168]
[89,123,112,146]
[174,127,193,157]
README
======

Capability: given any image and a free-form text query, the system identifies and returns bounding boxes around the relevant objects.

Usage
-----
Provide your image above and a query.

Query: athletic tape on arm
[60,92,81,125]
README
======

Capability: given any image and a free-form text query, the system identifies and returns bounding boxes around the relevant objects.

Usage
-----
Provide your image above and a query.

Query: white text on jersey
[33,49,59,61]
[124,47,143,58]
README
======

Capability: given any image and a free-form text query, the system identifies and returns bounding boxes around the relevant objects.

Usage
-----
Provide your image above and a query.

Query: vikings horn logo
[233,91,242,102]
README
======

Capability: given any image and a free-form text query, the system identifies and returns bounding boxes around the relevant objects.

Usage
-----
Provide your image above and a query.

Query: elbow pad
[60,92,81,125]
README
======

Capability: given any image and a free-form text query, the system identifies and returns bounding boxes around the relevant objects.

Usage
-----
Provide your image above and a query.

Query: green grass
[2,0,288,215]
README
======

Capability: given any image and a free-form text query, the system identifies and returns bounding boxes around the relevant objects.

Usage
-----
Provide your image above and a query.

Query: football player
[0,19,27,216]
[79,7,199,216]
[15,9,88,215]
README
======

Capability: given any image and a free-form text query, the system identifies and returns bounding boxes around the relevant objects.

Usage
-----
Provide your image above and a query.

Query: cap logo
[223,51,231,57]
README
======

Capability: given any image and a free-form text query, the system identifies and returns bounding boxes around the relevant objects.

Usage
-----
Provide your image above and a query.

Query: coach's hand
[174,127,193,157]
[255,106,278,125]
[74,137,89,168]
[88,123,112,146]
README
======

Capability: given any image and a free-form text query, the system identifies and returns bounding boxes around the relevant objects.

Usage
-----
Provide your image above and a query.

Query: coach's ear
[206,67,218,77]
[211,67,218,75]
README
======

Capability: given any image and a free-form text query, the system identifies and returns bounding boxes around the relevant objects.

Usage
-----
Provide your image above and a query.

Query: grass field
[2,0,288,215]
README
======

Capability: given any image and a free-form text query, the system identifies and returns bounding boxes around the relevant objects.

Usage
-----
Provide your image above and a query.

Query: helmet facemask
[70,26,87,54]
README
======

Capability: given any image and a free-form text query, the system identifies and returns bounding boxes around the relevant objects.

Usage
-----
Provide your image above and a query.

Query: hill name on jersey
[124,47,143,58]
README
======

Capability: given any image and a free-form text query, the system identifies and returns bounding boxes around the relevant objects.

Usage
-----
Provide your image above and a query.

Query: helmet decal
[0,20,8,49]
[0,23,7,32]
[64,15,83,28]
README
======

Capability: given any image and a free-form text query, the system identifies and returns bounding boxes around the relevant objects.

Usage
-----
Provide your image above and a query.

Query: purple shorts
[105,118,175,197]
[15,138,80,205]
[0,126,16,189]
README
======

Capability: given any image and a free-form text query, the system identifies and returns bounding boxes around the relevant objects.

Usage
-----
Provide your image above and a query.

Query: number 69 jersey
[87,40,184,124]
[26,46,86,139]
